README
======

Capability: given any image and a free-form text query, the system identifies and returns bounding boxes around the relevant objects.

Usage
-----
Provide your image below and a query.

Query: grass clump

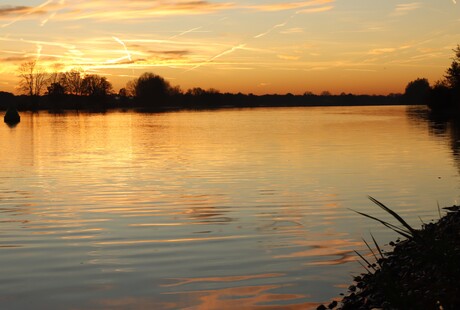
[318,198,460,310]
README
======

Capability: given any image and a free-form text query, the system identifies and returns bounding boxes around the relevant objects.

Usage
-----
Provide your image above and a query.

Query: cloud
[51,0,234,21]
[245,0,334,12]
[0,56,31,63]
[277,54,301,60]
[297,5,334,13]
[368,48,397,55]
[0,6,32,16]
[280,28,304,34]
[1,0,234,26]
[0,0,56,27]
[392,2,422,16]
[1,0,335,27]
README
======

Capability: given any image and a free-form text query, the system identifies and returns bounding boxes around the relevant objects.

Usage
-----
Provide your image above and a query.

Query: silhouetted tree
[118,88,128,98]
[428,45,460,112]
[48,63,65,85]
[445,45,460,90]
[428,81,452,111]
[46,82,66,110]
[62,69,84,95]
[0,91,15,110]
[17,60,49,96]
[403,78,430,104]
[47,82,66,97]
[132,72,174,107]
[81,74,113,97]
[186,87,206,96]
[125,79,137,97]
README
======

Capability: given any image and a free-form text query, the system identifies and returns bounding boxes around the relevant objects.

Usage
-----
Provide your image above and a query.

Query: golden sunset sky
[0,0,459,95]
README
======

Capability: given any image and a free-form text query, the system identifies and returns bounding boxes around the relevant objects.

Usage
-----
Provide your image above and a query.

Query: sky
[0,0,459,95]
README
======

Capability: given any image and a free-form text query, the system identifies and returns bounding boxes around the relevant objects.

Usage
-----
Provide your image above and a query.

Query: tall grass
[350,196,418,240]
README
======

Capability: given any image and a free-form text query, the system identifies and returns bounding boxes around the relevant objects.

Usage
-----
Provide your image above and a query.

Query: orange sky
[0,0,459,95]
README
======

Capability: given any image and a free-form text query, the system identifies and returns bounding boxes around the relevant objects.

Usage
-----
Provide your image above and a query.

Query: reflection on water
[1,107,460,309]
[407,106,460,176]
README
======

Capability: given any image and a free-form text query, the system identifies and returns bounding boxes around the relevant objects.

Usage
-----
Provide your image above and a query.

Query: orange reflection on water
[162,273,285,287]
[94,235,247,245]
[274,238,363,266]
[93,283,320,310]
[162,284,318,310]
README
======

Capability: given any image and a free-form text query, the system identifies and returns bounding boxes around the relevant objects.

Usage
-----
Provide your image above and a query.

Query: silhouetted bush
[427,45,460,114]
[403,78,430,104]
[131,72,175,109]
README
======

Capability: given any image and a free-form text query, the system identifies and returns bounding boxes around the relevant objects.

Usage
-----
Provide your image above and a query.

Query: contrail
[183,4,331,73]
[1,0,54,28]
[40,12,57,27]
[36,44,43,60]
[113,36,132,62]
[169,27,203,39]
[254,21,289,39]
[186,43,246,72]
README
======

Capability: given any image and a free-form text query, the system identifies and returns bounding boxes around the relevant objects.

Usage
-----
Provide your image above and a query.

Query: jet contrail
[1,0,54,28]
[186,43,246,72]
[169,27,203,39]
[40,12,57,27]
[113,36,132,62]
[36,44,43,60]
[254,21,288,39]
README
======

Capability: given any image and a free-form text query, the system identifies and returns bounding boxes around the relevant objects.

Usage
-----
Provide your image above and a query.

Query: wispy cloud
[0,0,53,28]
[0,6,33,16]
[277,54,301,61]
[0,0,234,26]
[297,6,334,14]
[280,28,304,34]
[1,0,335,26]
[392,2,422,16]
[245,0,334,12]
[368,47,397,55]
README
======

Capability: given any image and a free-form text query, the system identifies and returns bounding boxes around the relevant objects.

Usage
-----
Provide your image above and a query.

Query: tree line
[0,61,404,111]
[2,45,459,112]
[403,45,460,113]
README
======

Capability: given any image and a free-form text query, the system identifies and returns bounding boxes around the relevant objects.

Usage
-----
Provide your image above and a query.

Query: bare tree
[49,63,65,85]
[62,68,84,95]
[18,61,49,96]
[81,74,113,97]
[125,79,137,97]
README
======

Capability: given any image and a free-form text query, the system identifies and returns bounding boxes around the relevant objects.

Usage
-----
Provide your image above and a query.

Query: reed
[350,196,417,240]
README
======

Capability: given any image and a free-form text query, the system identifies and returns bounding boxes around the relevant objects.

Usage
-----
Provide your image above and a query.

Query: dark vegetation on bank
[1,65,403,113]
[317,47,460,308]
[2,44,458,113]
[0,90,404,112]
[403,45,460,116]
[318,200,460,310]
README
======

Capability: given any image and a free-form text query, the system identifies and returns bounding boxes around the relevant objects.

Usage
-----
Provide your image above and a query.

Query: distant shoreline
[0,92,410,112]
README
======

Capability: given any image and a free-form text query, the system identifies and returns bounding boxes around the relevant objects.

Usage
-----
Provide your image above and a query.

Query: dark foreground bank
[319,206,460,310]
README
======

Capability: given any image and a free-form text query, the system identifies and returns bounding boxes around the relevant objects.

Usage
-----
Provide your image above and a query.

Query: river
[1,106,459,309]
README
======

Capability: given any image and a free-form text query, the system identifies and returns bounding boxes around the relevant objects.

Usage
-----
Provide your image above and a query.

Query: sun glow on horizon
[0,0,459,95]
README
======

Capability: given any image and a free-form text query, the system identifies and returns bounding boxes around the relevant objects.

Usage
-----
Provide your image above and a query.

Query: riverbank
[319,206,460,310]
[0,91,405,112]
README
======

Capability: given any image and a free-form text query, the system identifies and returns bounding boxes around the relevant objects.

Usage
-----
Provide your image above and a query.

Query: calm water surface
[1,106,459,309]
